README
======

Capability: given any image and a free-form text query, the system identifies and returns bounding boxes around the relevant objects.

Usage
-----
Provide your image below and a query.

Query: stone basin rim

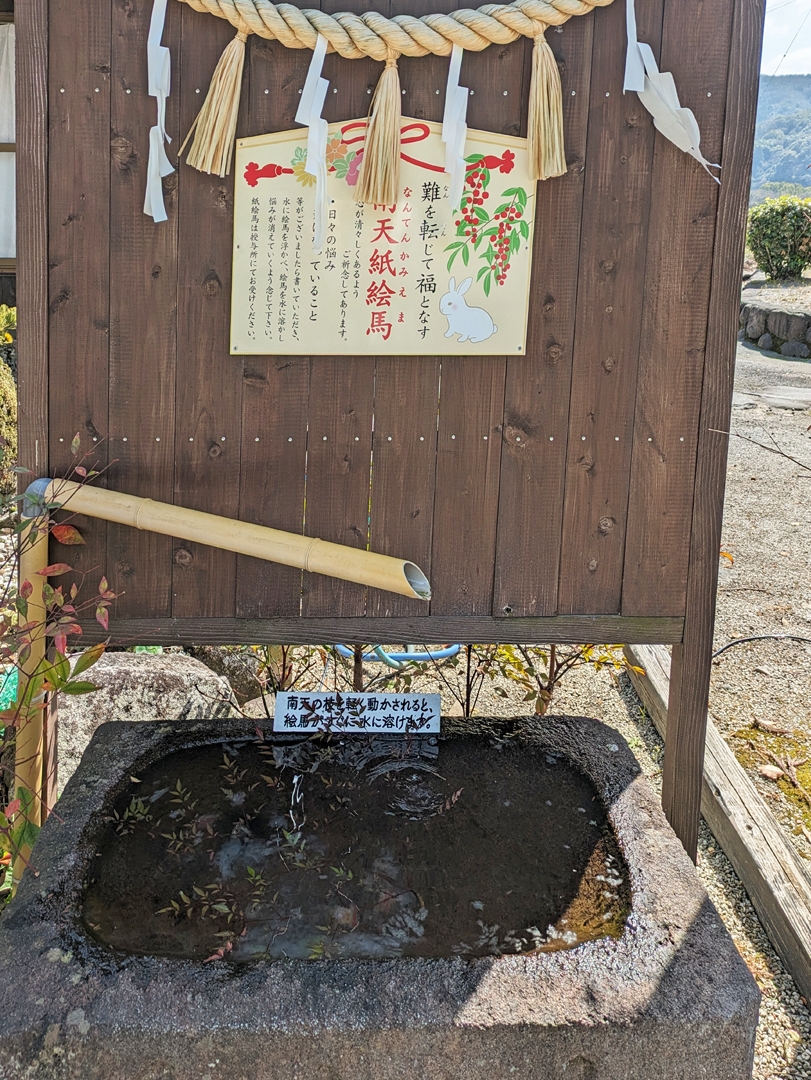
[0,715,759,1040]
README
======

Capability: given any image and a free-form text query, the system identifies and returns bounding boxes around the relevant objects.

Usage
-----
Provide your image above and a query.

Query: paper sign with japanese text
[274,691,441,734]
[231,119,536,356]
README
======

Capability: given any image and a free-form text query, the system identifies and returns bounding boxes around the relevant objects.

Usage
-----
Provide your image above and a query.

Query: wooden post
[660,0,766,862]
[12,520,49,886]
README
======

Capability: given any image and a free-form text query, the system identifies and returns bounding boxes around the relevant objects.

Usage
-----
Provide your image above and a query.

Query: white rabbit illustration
[440,277,498,344]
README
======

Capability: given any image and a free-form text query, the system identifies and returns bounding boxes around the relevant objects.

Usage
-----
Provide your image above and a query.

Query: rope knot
[532,21,548,45]
[385,47,399,67]
[236,29,250,42]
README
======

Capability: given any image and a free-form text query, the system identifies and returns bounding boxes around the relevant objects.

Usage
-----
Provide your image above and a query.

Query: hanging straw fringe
[181,27,250,176]
[527,25,566,181]
[356,50,402,206]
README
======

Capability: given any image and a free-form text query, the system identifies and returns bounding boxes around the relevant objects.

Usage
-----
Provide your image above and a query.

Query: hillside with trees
[751,74,811,203]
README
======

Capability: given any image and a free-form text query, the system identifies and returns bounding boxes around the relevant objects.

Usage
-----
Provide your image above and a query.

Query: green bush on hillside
[747,196,811,280]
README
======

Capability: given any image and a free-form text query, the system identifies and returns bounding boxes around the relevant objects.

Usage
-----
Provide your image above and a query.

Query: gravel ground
[720,343,811,858]
[743,275,811,312]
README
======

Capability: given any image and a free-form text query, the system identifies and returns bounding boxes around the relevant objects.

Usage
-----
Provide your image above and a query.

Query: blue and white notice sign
[274,692,441,734]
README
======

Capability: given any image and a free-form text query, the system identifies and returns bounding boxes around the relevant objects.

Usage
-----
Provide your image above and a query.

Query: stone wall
[740,301,811,358]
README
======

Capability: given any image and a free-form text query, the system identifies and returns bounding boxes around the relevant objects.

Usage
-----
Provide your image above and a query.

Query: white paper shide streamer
[624,0,719,181]
[296,34,330,253]
[144,0,175,222]
[442,44,469,211]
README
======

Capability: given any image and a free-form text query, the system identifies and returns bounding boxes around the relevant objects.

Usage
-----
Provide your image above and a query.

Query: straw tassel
[181,27,250,177]
[527,26,566,181]
[356,50,402,206]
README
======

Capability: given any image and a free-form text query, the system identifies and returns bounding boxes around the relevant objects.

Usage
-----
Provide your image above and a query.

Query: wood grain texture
[661,0,767,859]
[237,355,310,617]
[235,34,315,618]
[557,0,662,615]
[429,356,505,614]
[621,0,731,617]
[298,0,380,619]
[79,613,684,646]
[628,644,811,1004]
[367,358,440,618]
[300,357,375,616]
[47,0,111,587]
[15,0,48,481]
[494,16,593,617]
[172,8,242,618]
[106,0,180,618]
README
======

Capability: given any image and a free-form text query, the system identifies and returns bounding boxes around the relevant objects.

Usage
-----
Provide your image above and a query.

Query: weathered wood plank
[172,8,242,618]
[301,357,375,616]
[661,0,766,859]
[621,0,731,617]
[430,356,505,614]
[81,614,683,646]
[298,0,380,620]
[557,0,662,614]
[237,356,310,617]
[15,0,48,481]
[107,0,180,618]
[494,15,594,617]
[47,0,111,586]
[235,35,314,618]
[367,358,440,619]
[627,644,811,1004]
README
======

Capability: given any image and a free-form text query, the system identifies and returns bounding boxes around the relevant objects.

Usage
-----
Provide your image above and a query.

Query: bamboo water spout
[35,478,431,600]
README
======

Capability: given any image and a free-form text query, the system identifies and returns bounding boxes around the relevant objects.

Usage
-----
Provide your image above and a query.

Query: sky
[762,0,811,75]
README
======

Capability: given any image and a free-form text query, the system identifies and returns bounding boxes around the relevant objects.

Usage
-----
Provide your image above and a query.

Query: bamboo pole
[11,518,49,886]
[44,479,430,600]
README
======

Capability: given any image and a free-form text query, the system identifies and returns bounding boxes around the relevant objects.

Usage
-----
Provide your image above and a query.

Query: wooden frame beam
[77,615,684,647]
[660,0,766,861]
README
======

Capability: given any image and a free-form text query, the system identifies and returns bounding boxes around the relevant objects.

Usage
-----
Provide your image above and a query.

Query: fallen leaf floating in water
[758,764,785,782]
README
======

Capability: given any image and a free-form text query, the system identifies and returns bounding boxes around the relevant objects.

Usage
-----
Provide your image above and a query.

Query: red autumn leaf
[98,577,109,595]
[19,579,33,600]
[51,524,85,546]
[3,798,20,819]
[54,631,67,655]
[36,563,74,577]
[96,606,109,631]
[73,467,86,478]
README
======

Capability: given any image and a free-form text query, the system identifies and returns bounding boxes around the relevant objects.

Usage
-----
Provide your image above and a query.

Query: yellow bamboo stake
[11,517,49,887]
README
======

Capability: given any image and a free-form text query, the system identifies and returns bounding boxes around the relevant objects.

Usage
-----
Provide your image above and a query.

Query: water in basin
[82,733,630,962]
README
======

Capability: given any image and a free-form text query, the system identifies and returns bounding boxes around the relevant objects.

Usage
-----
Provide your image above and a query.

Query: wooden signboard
[232,122,536,356]
[15,0,766,856]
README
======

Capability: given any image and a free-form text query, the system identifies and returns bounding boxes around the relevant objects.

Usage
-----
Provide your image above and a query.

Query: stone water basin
[83,731,629,963]
[0,715,759,1080]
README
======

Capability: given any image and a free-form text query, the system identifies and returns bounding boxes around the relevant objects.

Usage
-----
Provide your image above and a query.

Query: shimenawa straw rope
[177,0,612,191]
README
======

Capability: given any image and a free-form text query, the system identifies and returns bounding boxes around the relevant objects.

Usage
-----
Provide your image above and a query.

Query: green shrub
[0,357,17,495]
[747,196,811,280]
[0,307,15,382]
